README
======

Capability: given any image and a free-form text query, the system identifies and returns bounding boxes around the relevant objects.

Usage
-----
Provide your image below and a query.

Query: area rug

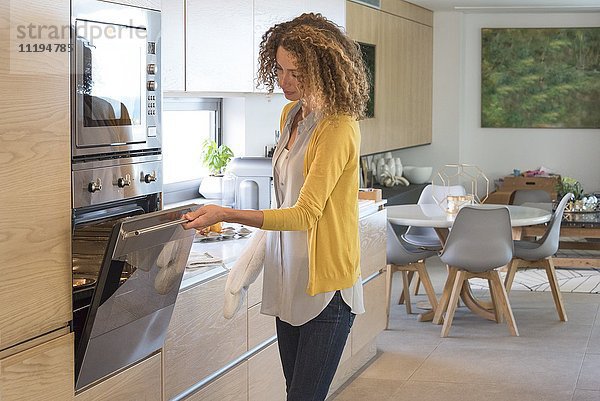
[469,268,600,294]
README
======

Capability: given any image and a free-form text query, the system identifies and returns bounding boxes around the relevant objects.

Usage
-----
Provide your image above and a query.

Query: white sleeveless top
[260,103,365,326]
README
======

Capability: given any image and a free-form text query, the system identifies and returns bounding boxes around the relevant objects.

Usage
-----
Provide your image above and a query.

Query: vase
[199,175,223,199]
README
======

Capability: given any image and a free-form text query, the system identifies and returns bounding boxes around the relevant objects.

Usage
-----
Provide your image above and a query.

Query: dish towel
[223,230,266,319]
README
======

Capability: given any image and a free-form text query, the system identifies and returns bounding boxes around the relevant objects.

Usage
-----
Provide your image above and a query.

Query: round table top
[387,204,552,228]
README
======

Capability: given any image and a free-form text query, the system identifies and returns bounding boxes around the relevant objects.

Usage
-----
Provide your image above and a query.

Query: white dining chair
[402,184,466,250]
[504,193,574,322]
[434,206,517,337]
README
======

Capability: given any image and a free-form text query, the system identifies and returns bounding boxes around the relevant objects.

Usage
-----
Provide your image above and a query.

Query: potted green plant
[198,139,234,199]
[556,177,584,200]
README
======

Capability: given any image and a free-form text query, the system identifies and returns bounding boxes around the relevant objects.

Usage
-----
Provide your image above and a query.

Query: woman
[183,13,369,400]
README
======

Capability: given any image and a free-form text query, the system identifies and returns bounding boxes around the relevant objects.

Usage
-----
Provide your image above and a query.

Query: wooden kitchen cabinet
[74,353,161,401]
[248,341,286,401]
[352,272,387,354]
[359,209,388,279]
[346,0,433,155]
[186,361,248,401]
[163,274,248,400]
[0,0,71,351]
[0,333,73,401]
[248,303,276,350]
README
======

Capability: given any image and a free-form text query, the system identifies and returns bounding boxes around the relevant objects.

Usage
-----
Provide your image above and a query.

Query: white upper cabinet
[163,0,345,93]
[186,0,255,92]
[162,0,185,91]
[253,0,345,93]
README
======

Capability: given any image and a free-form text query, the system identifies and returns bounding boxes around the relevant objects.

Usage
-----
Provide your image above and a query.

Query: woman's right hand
[182,204,227,231]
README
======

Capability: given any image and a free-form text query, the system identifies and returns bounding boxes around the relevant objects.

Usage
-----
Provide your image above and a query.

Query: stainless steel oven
[73,203,196,391]
[72,0,161,158]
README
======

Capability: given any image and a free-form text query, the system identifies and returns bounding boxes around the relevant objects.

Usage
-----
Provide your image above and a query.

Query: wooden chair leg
[385,265,394,329]
[413,273,421,295]
[490,271,519,336]
[441,270,466,338]
[398,271,415,305]
[416,263,438,311]
[504,258,519,294]
[487,275,502,323]
[434,267,458,325]
[543,258,568,322]
[402,271,412,315]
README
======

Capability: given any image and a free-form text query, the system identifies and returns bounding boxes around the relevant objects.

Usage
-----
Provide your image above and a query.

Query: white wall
[394,11,600,192]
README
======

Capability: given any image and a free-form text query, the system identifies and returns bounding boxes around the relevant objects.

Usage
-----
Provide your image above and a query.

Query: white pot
[199,175,223,199]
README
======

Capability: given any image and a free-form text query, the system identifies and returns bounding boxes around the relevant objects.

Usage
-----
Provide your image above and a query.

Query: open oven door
[75,205,196,391]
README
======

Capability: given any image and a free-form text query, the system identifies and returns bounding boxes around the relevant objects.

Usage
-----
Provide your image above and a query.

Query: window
[162,98,221,184]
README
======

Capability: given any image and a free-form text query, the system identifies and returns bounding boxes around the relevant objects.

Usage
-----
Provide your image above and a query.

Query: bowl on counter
[403,166,432,184]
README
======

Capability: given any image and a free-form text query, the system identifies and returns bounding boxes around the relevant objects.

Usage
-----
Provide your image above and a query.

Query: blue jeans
[276,291,356,401]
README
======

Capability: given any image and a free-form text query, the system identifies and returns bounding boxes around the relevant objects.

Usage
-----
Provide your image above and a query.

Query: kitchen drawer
[248,342,286,401]
[163,274,247,400]
[352,273,387,354]
[0,333,73,401]
[248,270,264,308]
[75,353,161,401]
[186,361,247,401]
[248,303,276,350]
[359,208,387,279]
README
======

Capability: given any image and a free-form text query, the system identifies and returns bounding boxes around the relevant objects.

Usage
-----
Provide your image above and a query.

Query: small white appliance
[226,157,273,210]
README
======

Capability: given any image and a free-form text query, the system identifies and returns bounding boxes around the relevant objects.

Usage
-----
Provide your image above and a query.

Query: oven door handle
[121,218,190,239]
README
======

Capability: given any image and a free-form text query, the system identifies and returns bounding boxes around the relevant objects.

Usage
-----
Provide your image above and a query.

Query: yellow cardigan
[261,102,361,296]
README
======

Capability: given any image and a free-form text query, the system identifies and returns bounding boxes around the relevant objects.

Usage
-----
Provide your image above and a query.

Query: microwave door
[74,19,147,150]
[75,205,196,391]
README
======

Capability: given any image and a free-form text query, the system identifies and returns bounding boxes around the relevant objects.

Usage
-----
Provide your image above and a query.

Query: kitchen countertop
[178,199,387,291]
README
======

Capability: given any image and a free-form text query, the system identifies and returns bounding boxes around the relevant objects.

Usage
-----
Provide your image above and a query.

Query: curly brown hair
[256,13,370,120]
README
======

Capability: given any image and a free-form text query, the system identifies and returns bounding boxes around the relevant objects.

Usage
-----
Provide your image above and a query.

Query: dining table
[386,203,552,322]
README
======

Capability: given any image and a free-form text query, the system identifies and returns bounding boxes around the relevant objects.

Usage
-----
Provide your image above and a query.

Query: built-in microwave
[71,0,161,159]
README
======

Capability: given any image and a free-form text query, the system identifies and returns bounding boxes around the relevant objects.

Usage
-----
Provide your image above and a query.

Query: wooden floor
[329,257,600,401]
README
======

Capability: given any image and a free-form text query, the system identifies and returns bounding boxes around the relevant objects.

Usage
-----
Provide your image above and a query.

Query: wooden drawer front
[248,342,286,401]
[352,273,387,354]
[164,275,247,400]
[247,271,264,308]
[248,304,276,350]
[75,353,161,401]
[187,362,247,401]
[359,209,387,279]
[0,333,73,401]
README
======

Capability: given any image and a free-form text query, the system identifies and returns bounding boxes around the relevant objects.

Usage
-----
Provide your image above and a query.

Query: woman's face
[276,46,302,102]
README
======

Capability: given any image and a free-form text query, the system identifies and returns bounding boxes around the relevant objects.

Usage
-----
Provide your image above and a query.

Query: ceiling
[406,0,600,12]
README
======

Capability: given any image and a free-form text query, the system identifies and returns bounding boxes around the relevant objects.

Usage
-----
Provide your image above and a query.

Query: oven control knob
[117,174,131,188]
[147,81,156,91]
[147,63,157,75]
[144,171,157,183]
[88,178,102,193]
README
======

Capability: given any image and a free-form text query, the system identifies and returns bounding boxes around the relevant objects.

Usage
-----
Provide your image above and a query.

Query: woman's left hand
[182,204,227,231]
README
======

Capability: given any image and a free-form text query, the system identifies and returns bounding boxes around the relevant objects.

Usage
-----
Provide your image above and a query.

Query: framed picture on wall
[481,27,600,128]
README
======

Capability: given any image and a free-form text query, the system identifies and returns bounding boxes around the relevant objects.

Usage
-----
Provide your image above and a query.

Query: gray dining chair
[386,222,438,328]
[504,192,574,322]
[434,206,517,337]
[402,184,467,250]
[510,189,552,205]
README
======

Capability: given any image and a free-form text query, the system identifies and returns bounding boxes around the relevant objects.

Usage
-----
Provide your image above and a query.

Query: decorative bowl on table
[403,166,433,184]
